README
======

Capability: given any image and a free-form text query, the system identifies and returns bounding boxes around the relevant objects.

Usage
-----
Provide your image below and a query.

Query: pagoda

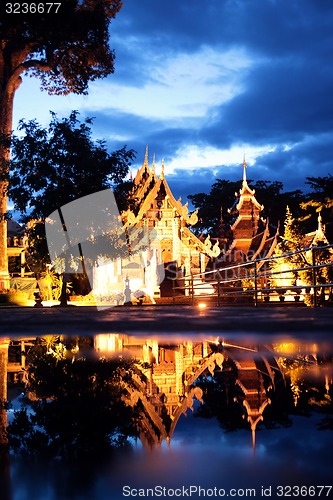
[224,159,279,264]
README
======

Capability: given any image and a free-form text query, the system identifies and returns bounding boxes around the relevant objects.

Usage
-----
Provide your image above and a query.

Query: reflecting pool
[1,332,333,500]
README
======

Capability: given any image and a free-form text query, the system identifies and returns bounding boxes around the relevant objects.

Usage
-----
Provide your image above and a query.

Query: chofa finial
[242,155,247,184]
[161,159,165,180]
[144,145,149,167]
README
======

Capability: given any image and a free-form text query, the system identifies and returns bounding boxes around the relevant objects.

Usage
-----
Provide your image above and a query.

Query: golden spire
[144,145,149,168]
[242,155,247,185]
[318,211,323,232]
[160,159,165,180]
[314,210,327,243]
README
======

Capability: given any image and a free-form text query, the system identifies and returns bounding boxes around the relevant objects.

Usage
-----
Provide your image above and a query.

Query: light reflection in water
[1,333,333,500]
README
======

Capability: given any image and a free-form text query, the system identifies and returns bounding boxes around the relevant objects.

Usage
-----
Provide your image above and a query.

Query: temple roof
[223,161,279,263]
[124,148,199,227]
[303,213,330,248]
[235,159,263,213]
[182,226,220,257]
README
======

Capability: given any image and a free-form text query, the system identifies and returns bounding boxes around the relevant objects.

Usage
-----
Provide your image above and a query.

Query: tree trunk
[0,180,9,290]
[0,68,20,289]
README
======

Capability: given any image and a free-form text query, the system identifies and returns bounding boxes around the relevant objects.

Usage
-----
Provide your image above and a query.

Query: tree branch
[7,59,52,91]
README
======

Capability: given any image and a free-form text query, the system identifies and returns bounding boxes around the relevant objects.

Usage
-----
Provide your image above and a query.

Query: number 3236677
[276,485,332,497]
[6,3,61,14]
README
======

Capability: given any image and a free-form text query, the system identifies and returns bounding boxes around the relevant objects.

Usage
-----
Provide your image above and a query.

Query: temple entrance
[161,238,173,263]
[159,260,177,297]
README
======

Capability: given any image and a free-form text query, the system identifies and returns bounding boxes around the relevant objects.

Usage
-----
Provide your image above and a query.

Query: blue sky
[13,0,333,202]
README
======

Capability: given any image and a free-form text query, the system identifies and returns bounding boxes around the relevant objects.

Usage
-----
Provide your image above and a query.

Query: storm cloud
[13,0,333,200]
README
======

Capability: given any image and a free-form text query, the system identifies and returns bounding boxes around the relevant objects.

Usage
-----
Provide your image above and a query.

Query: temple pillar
[0,271,10,291]
[20,249,25,278]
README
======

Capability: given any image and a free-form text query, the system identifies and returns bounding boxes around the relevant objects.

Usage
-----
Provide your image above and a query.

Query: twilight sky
[13,0,333,202]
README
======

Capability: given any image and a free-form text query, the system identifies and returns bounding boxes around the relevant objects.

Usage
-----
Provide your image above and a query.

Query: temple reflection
[94,335,286,449]
[0,334,332,457]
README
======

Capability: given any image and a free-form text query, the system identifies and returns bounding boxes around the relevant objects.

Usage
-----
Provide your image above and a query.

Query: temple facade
[93,148,220,301]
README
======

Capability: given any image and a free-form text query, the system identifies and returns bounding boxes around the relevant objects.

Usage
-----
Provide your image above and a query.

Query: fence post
[254,260,258,307]
[217,279,220,306]
[312,247,317,307]
[191,274,194,306]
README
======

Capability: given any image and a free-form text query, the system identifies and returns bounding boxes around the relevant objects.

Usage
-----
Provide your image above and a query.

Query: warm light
[198,302,207,309]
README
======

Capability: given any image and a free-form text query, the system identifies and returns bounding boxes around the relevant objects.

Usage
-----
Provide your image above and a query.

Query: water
[3,332,333,500]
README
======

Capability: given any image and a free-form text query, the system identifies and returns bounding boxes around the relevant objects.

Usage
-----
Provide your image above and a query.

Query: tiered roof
[124,147,199,226]
[304,212,330,248]
[123,147,220,259]
[225,160,278,262]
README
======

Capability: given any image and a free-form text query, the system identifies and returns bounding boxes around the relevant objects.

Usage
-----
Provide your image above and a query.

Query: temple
[93,148,220,301]
[222,158,279,264]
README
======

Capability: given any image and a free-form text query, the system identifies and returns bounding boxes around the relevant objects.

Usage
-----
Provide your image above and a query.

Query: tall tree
[8,337,138,459]
[188,178,304,237]
[10,112,134,223]
[188,179,241,236]
[300,175,333,241]
[9,111,135,300]
[0,0,123,288]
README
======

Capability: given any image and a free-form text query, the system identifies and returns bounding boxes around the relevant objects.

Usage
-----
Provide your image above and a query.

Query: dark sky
[13,0,333,202]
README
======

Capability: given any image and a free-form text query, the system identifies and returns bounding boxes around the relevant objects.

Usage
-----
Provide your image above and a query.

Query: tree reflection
[8,337,139,459]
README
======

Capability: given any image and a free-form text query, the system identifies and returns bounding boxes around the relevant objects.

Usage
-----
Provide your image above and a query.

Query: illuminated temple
[221,159,279,264]
[7,151,330,301]
[93,148,220,300]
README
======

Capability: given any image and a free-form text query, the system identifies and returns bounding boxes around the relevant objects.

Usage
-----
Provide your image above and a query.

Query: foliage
[269,207,306,292]
[38,269,64,300]
[300,175,333,241]
[188,179,240,235]
[194,373,246,432]
[0,289,29,305]
[1,0,122,97]
[0,0,123,279]
[188,178,303,236]
[298,240,333,305]
[9,111,135,219]
[9,111,136,271]
[281,206,305,252]
[8,338,138,459]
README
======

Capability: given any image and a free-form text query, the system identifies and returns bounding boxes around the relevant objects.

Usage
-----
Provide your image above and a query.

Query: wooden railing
[172,244,333,307]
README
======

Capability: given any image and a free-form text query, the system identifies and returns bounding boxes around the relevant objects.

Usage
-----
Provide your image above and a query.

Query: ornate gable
[124,152,199,228]
[122,150,220,271]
